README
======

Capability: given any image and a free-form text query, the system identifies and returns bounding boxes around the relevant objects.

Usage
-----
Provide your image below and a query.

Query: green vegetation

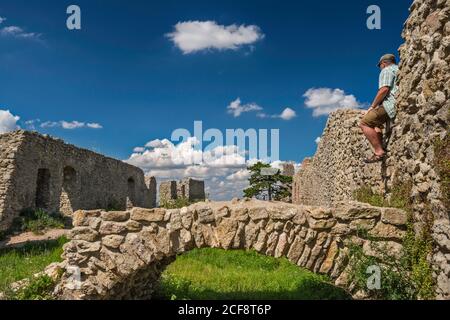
[244,162,292,201]
[0,237,67,297]
[11,209,67,235]
[353,187,387,207]
[350,180,435,300]
[434,132,450,211]
[160,197,195,209]
[155,248,351,300]
[7,275,57,300]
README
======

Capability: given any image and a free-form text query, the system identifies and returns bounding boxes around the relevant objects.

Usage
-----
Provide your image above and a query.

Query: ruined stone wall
[55,199,406,300]
[181,178,206,202]
[0,132,22,231]
[160,179,206,204]
[293,110,385,206]
[145,176,157,209]
[0,131,156,231]
[385,0,450,299]
[292,0,450,298]
[159,181,177,204]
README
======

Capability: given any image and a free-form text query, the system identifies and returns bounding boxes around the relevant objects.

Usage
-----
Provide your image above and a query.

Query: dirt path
[0,229,69,250]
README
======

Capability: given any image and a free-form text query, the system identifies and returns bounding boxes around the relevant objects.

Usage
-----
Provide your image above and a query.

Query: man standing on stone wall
[360,54,399,163]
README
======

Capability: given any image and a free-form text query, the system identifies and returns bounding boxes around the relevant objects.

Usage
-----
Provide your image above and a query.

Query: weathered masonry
[55,199,407,300]
[0,130,157,231]
[159,178,206,204]
[294,0,450,298]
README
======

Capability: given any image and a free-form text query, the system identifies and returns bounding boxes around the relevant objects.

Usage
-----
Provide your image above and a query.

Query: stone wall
[0,133,23,231]
[159,178,206,204]
[385,0,450,299]
[145,176,157,209]
[159,181,177,204]
[0,131,156,231]
[55,199,406,300]
[293,110,385,206]
[293,0,449,298]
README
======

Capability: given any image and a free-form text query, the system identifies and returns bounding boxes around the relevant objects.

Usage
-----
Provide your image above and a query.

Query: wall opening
[127,177,136,209]
[35,168,51,210]
[60,166,77,215]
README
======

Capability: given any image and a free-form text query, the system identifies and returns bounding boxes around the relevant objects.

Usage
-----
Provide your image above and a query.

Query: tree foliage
[243,162,292,201]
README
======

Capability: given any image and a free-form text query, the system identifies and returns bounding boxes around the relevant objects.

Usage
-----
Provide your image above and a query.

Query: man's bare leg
[360,124,385,156]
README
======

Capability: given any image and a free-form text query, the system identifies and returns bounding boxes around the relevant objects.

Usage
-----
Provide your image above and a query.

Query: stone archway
[55,199,406,300]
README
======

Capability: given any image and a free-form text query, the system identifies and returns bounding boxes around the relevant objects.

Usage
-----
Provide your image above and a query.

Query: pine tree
[243,162,292,201]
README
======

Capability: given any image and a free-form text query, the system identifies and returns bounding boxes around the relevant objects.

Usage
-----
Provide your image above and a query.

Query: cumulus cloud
[279,108,297,120]
[227,98,263,117]
[0,109,20,134]
[126,137,299,201]
[167,20,264,54]
[303,88,363,117]
[0,17,6,24]
[315,137,322,144]
[40,120,103,130]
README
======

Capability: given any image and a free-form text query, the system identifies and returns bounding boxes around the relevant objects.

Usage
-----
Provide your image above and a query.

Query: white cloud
[315,137,322,144]
[126,137,300,201]
[0,17,6,24]
[40,120,103,130]
[133,147,145,153]
[303,88,363,117]
[61,121,85,129]
[87,123,103,129]
[227,98,263,117]
[167,20,264,54]
[0,25,41,40]
[257,107,297,121]
[0,109,20,134]
[279,108,297,120]
[226,169,250,181]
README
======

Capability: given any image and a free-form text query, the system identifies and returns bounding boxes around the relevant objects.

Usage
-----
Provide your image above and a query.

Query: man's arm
[368,86,390,111]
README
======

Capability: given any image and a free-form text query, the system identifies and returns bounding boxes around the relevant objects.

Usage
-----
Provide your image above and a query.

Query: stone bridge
[54,199,406,300]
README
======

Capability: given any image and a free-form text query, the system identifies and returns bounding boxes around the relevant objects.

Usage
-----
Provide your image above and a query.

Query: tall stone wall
[0,131,156,231]
[385,0,450,299]
[180,178,206,202]
[0,133,23,231]
[55,199,406,300]
[159,178,206,204]
[293,110,385,206]
[293,0,450,298]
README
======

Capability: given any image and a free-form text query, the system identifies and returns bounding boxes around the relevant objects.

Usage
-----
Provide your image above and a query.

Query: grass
[351,180,435,299]
[11,209,67,235]
[0,236,67,295]
[160,197,196,209]
[154,248,351,300]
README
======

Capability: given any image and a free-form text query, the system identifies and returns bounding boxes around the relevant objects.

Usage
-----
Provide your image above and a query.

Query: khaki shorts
[361,106,389,128]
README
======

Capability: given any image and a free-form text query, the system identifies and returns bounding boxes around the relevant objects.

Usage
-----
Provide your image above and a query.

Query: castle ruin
[0,130,157,231]
[159,178,206,204]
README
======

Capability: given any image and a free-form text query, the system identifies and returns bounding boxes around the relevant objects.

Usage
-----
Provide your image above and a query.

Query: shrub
[12,209,66,235]
[7,275,56,300]
[353,187,387,207]
[161,197,194,209]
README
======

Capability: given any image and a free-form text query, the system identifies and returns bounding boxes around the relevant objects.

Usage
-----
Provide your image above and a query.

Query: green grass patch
[11,209,67,235]
[0,237,67,294]
[154,248,351,300]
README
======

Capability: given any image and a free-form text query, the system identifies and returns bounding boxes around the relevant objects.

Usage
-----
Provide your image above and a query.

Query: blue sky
[0,0,412,199]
